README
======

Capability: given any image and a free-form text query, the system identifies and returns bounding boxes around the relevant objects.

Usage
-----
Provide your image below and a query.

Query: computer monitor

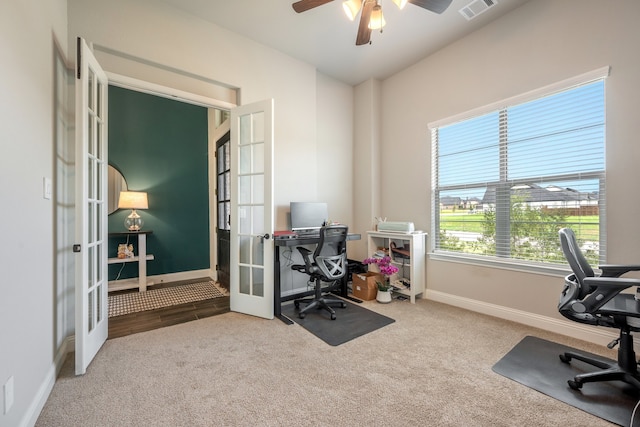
[290,202,328,232]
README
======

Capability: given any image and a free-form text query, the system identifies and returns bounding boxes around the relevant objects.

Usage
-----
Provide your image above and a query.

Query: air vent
[459,0,497,21]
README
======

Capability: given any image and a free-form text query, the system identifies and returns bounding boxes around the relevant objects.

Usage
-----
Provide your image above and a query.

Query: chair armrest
[580,276,640,312]
[297,246,311,257]
[296,247,315,272]
[583,276,640,290]
[599,264,640,277]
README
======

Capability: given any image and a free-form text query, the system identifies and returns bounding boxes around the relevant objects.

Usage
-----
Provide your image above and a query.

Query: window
[430,69,607,268]
[217,137,231,232]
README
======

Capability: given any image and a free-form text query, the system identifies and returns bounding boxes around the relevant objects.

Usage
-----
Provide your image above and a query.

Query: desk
[274,233,361,324]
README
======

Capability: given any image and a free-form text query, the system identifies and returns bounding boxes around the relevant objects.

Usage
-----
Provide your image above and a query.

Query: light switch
[43,177,52,200]
[3,376,14,414]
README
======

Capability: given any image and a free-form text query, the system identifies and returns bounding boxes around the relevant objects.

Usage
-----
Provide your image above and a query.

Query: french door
[229,99,274,319]
[216,130,231,290]
[74,37,109,375]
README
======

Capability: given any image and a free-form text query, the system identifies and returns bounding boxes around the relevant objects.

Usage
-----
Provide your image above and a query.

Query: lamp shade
[118,191,148,210]
[368,4,386,30]
[342,0,362,21]
[392,0,408,9]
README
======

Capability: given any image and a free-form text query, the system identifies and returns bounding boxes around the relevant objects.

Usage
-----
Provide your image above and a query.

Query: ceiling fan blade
[408,0,453,14]
[356,0,374,46]
[292,0,334,13]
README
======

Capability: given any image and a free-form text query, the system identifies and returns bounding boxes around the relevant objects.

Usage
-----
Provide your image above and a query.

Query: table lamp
[118,191,148,231]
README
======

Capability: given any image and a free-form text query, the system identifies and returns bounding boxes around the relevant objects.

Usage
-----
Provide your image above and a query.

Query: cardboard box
[351,272,383,301]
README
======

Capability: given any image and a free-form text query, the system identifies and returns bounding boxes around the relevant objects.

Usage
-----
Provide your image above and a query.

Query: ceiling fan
[292,0,453,46]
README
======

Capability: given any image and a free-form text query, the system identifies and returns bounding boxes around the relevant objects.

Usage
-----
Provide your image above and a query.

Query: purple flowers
[363,256,399,277]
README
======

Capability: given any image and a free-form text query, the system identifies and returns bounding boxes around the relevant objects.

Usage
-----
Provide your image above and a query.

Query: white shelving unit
[108,231,155,292]
[366,231,427,303]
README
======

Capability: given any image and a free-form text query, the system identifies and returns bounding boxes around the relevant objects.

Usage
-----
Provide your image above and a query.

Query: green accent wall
[108,86,209,280]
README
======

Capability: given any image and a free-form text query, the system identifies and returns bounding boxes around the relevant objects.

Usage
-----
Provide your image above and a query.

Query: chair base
[294,294,346,320]
[559,329,640,390]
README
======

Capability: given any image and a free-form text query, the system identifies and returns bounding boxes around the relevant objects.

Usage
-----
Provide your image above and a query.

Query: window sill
[428,251,571,278]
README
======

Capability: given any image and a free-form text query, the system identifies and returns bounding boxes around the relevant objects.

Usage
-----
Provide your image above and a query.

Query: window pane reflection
[239,236,251,264]
[252,267,264,297]
[239,266,250,295]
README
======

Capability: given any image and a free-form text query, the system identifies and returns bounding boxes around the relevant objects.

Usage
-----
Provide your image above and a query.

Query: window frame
[428,67,609,274]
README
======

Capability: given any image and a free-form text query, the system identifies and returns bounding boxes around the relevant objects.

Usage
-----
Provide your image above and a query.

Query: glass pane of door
[229,99,274,319]
[237,113,264,298]
[75,37,109,374]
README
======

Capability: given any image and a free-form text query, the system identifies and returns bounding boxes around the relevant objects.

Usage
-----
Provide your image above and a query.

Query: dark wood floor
[108,278,230,339]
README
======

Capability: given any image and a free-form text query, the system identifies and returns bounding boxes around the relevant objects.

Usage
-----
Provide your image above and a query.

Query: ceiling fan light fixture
[392,0,408,10]
[368,3,386,30]
[292,0,454,46]
[342,0,363,21]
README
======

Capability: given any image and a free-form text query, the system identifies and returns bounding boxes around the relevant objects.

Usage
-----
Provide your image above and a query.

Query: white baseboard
[23,336,73,427]
[147,269,215,286]
[425,289,618,347]
[109,269,216,292]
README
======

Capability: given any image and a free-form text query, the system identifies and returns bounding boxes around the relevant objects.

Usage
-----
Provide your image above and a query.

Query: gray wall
[0,1,69,426]
[5,0,640,425]
[1,0,354,424]
[373,0,640,326]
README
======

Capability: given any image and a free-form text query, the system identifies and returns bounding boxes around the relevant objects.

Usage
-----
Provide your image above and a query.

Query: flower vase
[376,289,392,303]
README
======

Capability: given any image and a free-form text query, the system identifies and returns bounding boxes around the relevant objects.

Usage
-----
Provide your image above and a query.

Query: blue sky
[436,80,605,201]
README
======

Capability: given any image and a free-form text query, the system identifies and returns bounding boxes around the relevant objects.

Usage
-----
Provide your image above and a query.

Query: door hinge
[215,264,220,271]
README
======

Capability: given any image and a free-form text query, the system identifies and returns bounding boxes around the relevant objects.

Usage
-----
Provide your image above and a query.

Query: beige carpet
[108,281,226,317]
[38,299,618,427]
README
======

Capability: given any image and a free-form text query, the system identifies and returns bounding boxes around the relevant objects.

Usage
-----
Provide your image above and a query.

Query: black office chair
[557,227,640,390]
[291,225,348,320]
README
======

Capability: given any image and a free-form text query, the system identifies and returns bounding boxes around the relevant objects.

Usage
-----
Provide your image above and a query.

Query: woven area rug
[108,281,226,318]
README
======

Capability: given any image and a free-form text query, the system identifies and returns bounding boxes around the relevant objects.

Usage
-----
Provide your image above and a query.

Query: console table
[107,230,155,292]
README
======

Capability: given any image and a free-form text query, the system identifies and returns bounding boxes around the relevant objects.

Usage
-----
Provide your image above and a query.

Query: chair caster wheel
[294,301,300,309]
[568,379,582,390]
[299,312,306,319]
[341,302,346,308]
[331,313,336,320]
[559,354,571,364]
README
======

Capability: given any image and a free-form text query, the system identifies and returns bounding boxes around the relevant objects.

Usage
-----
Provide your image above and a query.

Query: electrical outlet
[3,376,14,415]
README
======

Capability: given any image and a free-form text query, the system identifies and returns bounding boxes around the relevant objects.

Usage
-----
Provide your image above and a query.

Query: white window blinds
[430,69,607,266]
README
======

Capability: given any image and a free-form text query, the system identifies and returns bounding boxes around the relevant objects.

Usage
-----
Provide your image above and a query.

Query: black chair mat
[492,335,640,426]
[281,299,395,346]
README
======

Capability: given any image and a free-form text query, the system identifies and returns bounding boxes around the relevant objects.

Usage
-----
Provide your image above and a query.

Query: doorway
[107,86,211,286]
[106,86,232,338]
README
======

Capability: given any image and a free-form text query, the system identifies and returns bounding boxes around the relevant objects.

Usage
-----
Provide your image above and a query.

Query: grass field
[439,212,599,241]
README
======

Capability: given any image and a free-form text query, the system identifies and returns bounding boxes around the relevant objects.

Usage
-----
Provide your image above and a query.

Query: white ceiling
[158,0,531,86]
